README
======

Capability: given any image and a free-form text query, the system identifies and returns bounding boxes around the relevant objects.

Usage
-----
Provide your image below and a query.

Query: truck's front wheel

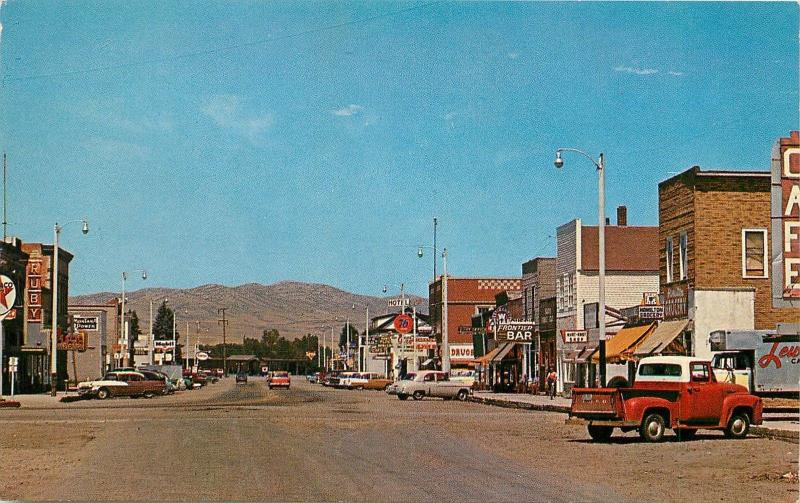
[640,413,666,443]
[724,412,750,439]
[587,425,613,442]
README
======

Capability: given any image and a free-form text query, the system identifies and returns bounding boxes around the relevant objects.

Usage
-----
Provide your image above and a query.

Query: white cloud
[201,94,274,143]
[331,104,363,117]
[667,70,685,77]
[614,65,659,76]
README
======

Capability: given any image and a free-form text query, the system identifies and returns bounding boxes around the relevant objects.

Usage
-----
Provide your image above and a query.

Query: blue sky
[1,1,797,297]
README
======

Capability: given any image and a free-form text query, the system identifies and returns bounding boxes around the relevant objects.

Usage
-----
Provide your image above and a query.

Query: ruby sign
[393,314,414,334]
[0,275,17,321]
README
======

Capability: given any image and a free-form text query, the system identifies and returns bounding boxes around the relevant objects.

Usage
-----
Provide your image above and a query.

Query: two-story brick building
[521,257,556,385]
[658,132,800,360]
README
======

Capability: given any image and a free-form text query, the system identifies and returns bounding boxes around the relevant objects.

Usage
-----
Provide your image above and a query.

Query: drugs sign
[496,322,535,342]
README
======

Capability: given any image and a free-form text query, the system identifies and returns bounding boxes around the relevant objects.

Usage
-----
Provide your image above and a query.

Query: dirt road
[0,378,797,502]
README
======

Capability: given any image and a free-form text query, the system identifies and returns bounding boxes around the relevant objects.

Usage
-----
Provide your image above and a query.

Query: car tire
[587,425,614,442]
[412,390,425,401]
[398,394,409,400]
[96,388,110,400]
[456,389,469,401]
[143,391,156,399]
[640,413,666,443]
[724,412,750,439]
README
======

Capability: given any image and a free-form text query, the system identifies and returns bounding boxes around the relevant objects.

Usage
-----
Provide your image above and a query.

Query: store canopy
[473,346,502,366]
[591,323,656,364]
[634,320,690,357]
[490,342,515,363]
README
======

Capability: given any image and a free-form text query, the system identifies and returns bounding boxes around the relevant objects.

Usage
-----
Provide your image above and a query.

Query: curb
[468,395,570,414]
[751,425,799,444]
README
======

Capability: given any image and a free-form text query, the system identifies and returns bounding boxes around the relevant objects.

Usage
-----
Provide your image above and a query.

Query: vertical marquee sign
[772,132,800,307]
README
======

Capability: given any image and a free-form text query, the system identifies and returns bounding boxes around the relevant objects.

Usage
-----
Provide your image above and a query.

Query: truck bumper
[565,417,639,428]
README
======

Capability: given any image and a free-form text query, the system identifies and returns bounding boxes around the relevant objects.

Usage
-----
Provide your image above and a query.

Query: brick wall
[659,171,696,287]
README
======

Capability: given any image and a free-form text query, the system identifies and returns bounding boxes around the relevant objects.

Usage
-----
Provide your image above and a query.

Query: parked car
[568,356,763,442]
[339,372,377,389]
[269,371,291,390]
[389,370,472,401]
[362,376,393,391]
[77,371,166,399]
[450,369,476,387]
[386,373,416,396]
[236,372,248,384]
[137,369,174,395]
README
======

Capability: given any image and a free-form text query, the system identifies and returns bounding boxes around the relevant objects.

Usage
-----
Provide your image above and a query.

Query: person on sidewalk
[546,368,557,399]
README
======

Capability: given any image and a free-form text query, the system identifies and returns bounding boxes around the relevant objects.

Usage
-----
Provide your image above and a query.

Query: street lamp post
[120,269,147,369]
[554,148,607,387]
[50,219,89,396]
[417,246,449,373]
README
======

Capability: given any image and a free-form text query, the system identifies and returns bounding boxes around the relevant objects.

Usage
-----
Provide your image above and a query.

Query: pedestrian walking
[546,368,557,399]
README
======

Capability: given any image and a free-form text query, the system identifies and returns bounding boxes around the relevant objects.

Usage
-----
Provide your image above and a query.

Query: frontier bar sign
[772,132,800,306]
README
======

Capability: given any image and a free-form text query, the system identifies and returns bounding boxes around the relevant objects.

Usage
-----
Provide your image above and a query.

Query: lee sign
[496,322,535,342]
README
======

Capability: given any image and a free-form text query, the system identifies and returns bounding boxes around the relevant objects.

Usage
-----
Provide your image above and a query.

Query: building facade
[67,300,120,382]
[429,277,522,368]
[555,212,659,393]
[658,132,800,359]
[521,257,556,384]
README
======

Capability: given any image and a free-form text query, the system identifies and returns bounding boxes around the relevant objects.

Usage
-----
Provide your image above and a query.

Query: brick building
[521,257,556,384]
[429,276,522,368]
[0,238,30,394]
[555,210,659,393]
[658,132,800,359]
[67,300,120,383]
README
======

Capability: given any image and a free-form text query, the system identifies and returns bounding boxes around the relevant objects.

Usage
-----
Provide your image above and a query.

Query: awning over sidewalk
[634,320,689,357]
[472,342,516,365]
[490,342,515,363]
[473,346,501,366]
[563,345,597,363]
[591,323,656,364]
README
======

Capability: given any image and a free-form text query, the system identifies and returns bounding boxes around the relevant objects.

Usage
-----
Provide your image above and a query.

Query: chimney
[617,205,627,226]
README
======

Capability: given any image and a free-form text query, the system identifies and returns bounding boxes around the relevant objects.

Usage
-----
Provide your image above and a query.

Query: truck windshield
[639,363,682,377]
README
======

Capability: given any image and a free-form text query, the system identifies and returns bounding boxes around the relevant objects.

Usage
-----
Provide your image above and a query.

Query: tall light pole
[554,148,607,387]
[120,269,147,368]
[50,219,89,395]
[418,245,449,373]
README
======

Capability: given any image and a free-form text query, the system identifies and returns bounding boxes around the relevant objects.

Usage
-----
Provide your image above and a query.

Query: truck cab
[569,356,763,442]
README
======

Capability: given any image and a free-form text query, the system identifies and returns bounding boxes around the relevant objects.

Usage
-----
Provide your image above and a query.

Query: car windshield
[275,372,289,377]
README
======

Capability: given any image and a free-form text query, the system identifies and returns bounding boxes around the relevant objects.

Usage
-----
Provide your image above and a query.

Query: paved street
[0,378,797,502]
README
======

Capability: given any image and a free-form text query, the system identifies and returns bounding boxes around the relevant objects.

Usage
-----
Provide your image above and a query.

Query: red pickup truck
[569,356,763,442]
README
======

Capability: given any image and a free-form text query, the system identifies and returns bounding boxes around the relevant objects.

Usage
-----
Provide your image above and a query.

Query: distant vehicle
[235,372,248,384]
[329,371,357,389]
[710,329,800,397]
[362,376,393,391]
[339,372,374,389]
[568,356,763,442]
[269,371,291,390]
[449,369,476,387]
[77,371,166,399]
[306,374,319,383]
[389,371,472,401]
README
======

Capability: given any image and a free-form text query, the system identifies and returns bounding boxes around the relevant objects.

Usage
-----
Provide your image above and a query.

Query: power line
[2,2,439,84]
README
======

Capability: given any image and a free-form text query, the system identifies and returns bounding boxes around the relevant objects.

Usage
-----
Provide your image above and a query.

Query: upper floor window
[742,229,768,279]
[665,237,674,283]
[679,232,688,280]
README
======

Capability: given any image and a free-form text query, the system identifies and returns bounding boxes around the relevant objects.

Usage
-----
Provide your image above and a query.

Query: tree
[128,310,141,342]
[152,301,179,340]
[339,324,359,349]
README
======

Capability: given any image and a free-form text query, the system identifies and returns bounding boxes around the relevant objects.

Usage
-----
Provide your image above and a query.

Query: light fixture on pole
[50,219,89,396]
[554,147,607,387]
[120,269,147,369]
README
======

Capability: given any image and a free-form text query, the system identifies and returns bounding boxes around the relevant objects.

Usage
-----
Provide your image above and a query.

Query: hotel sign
[773,133,800,305]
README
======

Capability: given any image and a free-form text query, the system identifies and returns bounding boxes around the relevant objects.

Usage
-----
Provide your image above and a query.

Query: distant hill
[69,281,427,344]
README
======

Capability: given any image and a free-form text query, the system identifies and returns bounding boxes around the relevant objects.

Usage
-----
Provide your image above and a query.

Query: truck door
[683,362,725,424]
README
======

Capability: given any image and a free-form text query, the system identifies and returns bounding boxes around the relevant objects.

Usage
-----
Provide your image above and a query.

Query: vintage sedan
[389,371,472,401]
[77,371,166,399]
[268,371,291,390]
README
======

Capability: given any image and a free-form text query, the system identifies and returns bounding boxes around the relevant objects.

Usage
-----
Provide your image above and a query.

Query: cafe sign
[772,132,800,305]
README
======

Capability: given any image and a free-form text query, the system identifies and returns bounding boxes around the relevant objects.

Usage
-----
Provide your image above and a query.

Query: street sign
[496,322,536,342]
[8,357,18,365]
[0,275,17,320]
[393,314,414,334]
[195,351,209,361]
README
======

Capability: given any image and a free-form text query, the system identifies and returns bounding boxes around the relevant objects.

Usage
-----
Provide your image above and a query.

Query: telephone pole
[218,308,228,377]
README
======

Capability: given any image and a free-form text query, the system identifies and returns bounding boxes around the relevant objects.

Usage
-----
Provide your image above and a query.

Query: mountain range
[69,281,427,345]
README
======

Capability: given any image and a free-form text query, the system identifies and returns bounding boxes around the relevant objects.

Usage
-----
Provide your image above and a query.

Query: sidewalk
[469,391,799,443]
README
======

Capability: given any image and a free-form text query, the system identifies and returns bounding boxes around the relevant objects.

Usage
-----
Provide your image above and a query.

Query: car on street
[568,356,764,442]
[306,373,319,383]
[389,370,472,401]
[269,371,291,390]
[236,372,248,384]
[362,376,393,391]
[77,370,167,399]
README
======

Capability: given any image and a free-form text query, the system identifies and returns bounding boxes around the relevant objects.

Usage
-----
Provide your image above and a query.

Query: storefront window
[666,237,674,283]
[742,229,768,278]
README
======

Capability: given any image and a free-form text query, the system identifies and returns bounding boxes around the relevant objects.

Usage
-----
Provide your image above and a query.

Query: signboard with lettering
[663,282,689,320]
[449,344,474,362]
[562,330,587,344]
[496,322,535,343]
[772,133,800,305]
[25,258,43,322]
[0,275,17,321]
[73,315,99,331]
[583,303,599,330]
[393,314,414,334]
[154,340,176,351]
[387,298,413,307]
[58,332,87,351]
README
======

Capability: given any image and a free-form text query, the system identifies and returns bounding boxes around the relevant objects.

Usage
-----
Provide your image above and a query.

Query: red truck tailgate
[570,388,621,418]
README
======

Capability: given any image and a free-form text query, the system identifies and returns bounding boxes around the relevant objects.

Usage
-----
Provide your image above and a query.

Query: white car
[388,371,472,401]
